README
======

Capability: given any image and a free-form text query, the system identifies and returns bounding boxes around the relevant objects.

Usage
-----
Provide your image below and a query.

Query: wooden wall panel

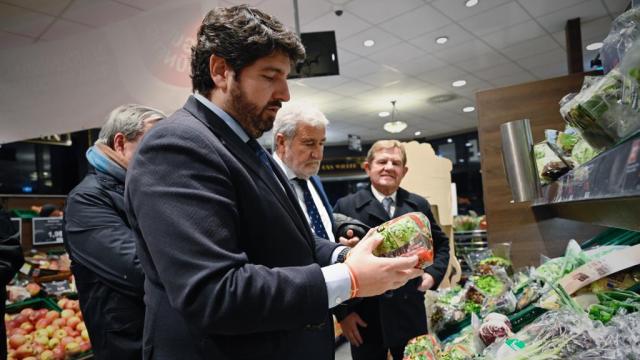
[476,73,605,267]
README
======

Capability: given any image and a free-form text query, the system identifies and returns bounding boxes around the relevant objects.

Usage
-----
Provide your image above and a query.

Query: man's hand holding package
[344,228,423,298]
[338,229,360,247]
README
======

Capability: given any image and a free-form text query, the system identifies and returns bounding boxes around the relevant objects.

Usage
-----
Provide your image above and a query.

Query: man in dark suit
[334,140,451,360]
[272,102,360,247]
[125,6,423,360]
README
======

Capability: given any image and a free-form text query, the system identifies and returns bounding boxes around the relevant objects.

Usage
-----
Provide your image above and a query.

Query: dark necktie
[246,138,275,172]
[382,196,394,217]
[294,178,329,240]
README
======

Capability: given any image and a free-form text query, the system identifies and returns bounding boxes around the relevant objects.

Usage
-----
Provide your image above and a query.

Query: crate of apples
[5,299,91,360]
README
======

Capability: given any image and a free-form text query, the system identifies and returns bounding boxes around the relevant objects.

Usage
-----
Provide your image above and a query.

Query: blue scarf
[86,145,126,183]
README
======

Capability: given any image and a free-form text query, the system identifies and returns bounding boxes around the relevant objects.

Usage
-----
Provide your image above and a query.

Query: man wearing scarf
[63,104,165,360]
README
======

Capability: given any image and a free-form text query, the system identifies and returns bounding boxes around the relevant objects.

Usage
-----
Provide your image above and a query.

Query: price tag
[10,217,21,243]
[32,217,64,246]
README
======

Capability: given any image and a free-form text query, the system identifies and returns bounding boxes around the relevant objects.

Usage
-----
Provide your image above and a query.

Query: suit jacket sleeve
[126,124,328,336]
[64,189,145,297]
[0,210,24,286]
[314,235,339,266]
[331,198,360,321]
[419,199,450,289]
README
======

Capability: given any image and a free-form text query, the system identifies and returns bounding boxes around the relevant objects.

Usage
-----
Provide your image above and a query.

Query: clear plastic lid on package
[372,212,434,269]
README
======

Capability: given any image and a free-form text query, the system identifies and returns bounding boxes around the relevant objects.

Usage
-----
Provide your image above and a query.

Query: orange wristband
[344,262,359,298]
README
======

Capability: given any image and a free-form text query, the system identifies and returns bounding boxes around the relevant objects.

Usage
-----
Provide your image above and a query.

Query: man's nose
[275,80,290,102]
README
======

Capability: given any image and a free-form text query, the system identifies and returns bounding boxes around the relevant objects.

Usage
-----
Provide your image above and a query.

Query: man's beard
[227,83,281,139]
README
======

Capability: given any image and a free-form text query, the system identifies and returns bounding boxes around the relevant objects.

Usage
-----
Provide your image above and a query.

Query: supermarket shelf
[532,133,640,231]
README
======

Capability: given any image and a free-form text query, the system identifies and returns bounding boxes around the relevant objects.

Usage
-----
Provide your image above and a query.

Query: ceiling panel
[410,23,474,53]
[501,35,560,60]
[418,65,467,85]
[459,2,531,36]
[529,62,568,79]
[339,57,383,78]
[516,47,567,69]
[536,0,607,33]
[580,16,613,41]
[1,0,72,16]
[329,80,375,97]
[359,68,405,87]
[0,31,34,50]
[433,39,494,63]
[431,0,512,22]
[475,62,524,81]
[296,0,333,24]
[302,8,370,40]
[40,19,93,41]
[336,47,361,65]
[379,4,451,40]
[367,42,425,67]
[456,51,512,72]
[111,0,175,11]
[482,20,547,49]
[300,75,350,90]
[604,0,630,15]
[517,0,587,17]
[0,3,55,37]
[391,53,447,76]
[339,26,402,57]
[344,0,424,25]
[62,0,141,27]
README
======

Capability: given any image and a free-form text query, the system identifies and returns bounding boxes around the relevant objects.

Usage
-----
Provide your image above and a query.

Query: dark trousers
[348,298,408,360]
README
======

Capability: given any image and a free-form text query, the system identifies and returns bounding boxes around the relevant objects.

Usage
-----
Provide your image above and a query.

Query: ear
[113,133,126,155]
[209,54,230,91]
[363,161,371,176]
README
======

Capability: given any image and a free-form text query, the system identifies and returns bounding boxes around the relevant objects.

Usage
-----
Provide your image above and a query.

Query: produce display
[411,229,640,360]
[373,212,434,269]
[453,213,486,233]
[5,298,91,360]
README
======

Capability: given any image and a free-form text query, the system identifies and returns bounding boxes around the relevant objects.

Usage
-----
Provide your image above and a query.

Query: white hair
[96,104,166,148]
[272,103,329,149]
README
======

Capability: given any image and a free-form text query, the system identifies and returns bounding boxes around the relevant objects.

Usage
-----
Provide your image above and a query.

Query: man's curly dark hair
[190,5,306,97]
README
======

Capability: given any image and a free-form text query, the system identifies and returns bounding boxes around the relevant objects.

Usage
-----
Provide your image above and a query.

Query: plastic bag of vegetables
[403,334,441,360]
[373,212,434,269]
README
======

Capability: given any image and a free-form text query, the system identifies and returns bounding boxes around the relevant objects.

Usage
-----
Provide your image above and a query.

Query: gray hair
[96,104,166,148]
[272,103,329,148]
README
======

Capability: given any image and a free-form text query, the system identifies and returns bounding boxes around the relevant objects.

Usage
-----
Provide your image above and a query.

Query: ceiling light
[384,121,407,133]
[447,138,453,143]
[585,42,603,51]
[462,106,475,113]
[452,80,467,87]
[363,39,375,47]
[435,36,449,45]
[378,111,390,117]
[414,131,422,136]
[465,0,479,7]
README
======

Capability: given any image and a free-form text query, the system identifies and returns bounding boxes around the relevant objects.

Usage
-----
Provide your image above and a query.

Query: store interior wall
[476,72,605,267]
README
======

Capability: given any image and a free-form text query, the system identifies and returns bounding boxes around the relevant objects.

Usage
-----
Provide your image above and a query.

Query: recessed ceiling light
[585,42,603,51]
[414,131,422,136]
[463,106,475,113]
[452,80,467,87]
[447,138,453,143]
[383,121,407,133]
[465,0,479,7]
[378,111,390,117]
[435,36,449,45]
[363,39,375,47]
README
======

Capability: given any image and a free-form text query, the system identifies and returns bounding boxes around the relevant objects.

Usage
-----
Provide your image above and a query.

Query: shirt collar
[371,185,397,204]
[272,153,298,181]
[193,93,250,143]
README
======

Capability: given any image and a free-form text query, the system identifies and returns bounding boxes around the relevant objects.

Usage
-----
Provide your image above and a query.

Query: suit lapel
[355,188,389,224]
[393,188,419,217]
[182,97,315,250]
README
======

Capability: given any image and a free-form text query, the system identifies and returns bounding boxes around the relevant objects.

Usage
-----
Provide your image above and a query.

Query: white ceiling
[0,0,627,145]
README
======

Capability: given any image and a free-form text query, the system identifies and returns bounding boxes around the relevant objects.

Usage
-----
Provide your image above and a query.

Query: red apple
[53,329,67,340]
[35,318,50,330]
[66,316,81,330]
[32,343,45,354]
[60,309,74,319]
[8,334,26,349]
[75,322,86,332]
[20,308,35,318]
[80,329,89,341]
[15,343,34,358]
[60,336,75,347]
[13,314,28,325]
[45,325,57,337]
[64,341,80,354]
[63,326,78,337]
[56,299,67,309]
[44,311,59,322]
[47,337,59,350]
[10,328,27,336]
[39,350,54,360]
[23,357,37,360]
[51,347,64,360]
[79,341,91,352]
[20,322,34,332]
[52,318,66,328]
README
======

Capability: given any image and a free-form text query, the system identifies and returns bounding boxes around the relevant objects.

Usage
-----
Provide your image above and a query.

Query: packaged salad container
[373,212,434,269]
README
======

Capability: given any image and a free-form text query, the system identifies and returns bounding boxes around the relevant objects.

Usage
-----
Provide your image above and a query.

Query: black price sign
[32,217,64,246]
[10,218,22,243]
